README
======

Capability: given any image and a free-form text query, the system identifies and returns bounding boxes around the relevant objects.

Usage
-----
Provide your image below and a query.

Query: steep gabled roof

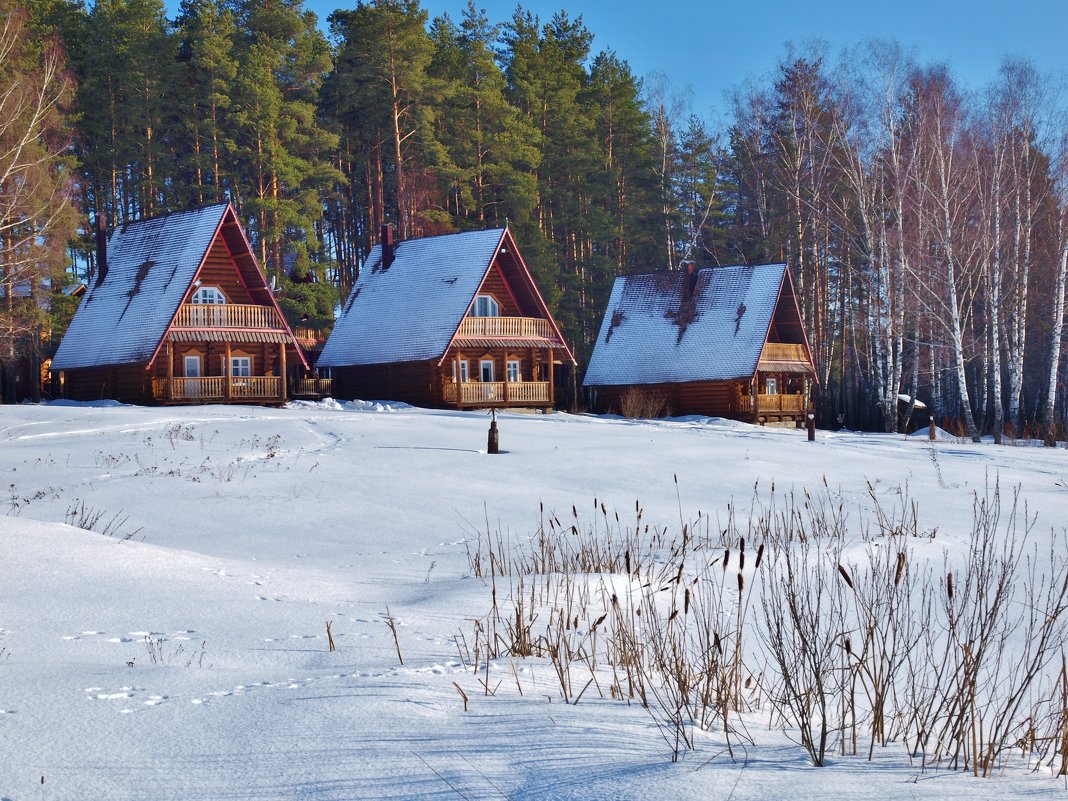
[319,227,570,367]
[53,204,230,370]
[583,263,801,386]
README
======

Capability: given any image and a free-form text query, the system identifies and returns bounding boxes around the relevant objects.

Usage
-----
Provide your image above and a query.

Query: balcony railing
[456,316,555,339]
[294,378,333,397]
[442,380,551,406]
[152,376,283,402]
[174,303,285,330]
[759,342,808,363]
[293,325,328,348]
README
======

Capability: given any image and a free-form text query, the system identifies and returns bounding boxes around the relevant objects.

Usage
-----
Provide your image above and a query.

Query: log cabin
[51,203,313,405]
[317,225,575,410]
[583,263,816,426]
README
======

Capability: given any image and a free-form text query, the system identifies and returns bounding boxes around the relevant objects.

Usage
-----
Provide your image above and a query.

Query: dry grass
[462,481,1068,772]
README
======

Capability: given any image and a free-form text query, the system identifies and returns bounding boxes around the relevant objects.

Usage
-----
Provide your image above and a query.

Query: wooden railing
[294,378,333,397]
[442,380,551,405]
[151,376,283,402]
[456,316,555,339]
[174,303,285,330]
[757,393,807,412]
[293,326,328,348]
[759,342,808,362]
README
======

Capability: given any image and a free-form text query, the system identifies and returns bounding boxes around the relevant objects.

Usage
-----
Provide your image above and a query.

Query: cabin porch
[441,344,558,409]
[153,337,296,405]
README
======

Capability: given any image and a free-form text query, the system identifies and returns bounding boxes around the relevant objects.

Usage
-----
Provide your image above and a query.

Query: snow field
[1,400,1067,799]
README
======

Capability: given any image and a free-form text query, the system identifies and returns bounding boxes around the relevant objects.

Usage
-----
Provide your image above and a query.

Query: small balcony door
[480,359,494,382]
[184,355,201,377]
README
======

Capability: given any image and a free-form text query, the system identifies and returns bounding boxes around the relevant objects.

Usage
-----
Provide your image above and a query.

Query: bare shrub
[617,388,671,419]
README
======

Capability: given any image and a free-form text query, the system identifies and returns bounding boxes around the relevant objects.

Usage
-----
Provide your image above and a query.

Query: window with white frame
[506,360,520,383]
[231,356,251,377]
[453,360,469,382]
[765,377,778,395]
[191,285,227,304]
[471,295,499,317]
[184,355,201,377]
[480,359,494,382]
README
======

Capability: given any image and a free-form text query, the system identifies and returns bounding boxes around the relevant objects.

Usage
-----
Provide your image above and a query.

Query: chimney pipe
[681,259,698,301]
[381,223,395,270]
[95,214,108,287]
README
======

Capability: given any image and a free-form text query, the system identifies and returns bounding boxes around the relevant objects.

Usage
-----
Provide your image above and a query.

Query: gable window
[471,295,499,317]
[480,359,495,382]
[191,286,227,304]
[507,360,520,383]
[231,357,251,377]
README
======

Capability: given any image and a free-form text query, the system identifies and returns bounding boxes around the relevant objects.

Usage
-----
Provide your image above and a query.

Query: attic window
[192,286,227,304]
[470,295,499,317]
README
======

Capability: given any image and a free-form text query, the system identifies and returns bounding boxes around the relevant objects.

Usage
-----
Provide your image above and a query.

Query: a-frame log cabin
[583,263,816,426]
[51,204,310,405]
[318,226,575,410]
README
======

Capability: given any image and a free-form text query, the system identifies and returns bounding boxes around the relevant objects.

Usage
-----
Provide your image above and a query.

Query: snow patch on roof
[318,228,506,367]
[583,264,786,386]
[52,205,228,370]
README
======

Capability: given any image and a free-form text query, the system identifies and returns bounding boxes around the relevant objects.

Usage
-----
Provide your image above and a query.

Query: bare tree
[0,2,77,401]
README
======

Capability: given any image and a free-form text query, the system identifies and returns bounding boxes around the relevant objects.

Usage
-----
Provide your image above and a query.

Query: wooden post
[929,415,937,442]
[547,348,555,410]
[487,408,499,454]
[807,413,816,442]
[279,342,288,402]
[454,351,463,409]
[224,341,232,401]
[751,376,759,425]
[166,341,174,401]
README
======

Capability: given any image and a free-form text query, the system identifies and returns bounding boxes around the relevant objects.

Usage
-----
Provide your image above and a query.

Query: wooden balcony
[151,376,284,403]
[759,342,808,363]
[293,325,328,349]
[293,377,333,398]
[456,316,555,339]
[174,303,285,330]
[442,380,551,407]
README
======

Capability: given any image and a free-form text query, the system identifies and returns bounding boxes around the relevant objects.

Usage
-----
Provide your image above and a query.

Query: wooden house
[583,263,816,426]
[51,204,312,405]
[317,226,574,410]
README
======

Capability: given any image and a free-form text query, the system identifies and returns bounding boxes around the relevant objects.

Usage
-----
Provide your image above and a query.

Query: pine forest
[3,0,1068,438]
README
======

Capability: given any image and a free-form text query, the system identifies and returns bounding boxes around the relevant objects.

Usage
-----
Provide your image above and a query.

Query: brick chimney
[95,213,108,287]
[381,223,395,270]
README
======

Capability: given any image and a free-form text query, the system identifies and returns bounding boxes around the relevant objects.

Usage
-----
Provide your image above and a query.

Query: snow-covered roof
[318,228,508,367]
[52,205,229,370]
[583,264,788,386]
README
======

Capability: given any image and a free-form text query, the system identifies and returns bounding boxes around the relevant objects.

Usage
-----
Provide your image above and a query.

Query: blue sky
[298,0,1067,119]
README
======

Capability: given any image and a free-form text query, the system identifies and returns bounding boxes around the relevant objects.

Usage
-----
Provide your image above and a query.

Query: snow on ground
[1,400,1066,800]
